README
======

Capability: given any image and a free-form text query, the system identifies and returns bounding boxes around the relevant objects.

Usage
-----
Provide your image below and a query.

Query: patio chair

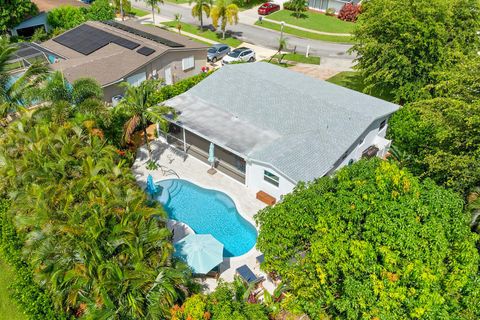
[236,265,264,285]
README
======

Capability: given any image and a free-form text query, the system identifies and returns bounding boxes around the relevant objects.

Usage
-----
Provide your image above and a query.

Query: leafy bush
[47,5,87,29]
[338,3,361,22]
[86,0,115,20]
[255,159,480,319]
[0,200,66,320]
[325,7,336,16]
[154,71,212,101]
[283,0,307,13]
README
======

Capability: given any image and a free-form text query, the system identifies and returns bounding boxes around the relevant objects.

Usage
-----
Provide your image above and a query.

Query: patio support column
[182,127,187,153]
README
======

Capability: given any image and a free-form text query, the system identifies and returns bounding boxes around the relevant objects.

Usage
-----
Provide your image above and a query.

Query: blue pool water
[155,179,257,257]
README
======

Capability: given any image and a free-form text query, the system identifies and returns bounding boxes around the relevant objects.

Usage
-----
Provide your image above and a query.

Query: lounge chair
[256,254,264,265]
[236,265,264,285]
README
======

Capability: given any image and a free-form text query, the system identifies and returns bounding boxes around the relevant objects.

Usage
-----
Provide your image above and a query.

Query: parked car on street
[222,47,256,65]
[258,2,280,15]
[207,44,231,62]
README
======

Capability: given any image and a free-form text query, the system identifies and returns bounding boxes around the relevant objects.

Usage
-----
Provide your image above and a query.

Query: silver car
[207,44,231,63]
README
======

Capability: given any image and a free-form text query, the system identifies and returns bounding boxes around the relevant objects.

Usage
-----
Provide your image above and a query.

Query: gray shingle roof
[165,62,399,182]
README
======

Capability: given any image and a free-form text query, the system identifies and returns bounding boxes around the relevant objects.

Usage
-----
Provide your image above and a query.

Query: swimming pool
[155,179,257,257]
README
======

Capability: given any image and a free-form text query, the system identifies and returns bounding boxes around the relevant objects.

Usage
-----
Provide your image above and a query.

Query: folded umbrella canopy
[174,234,224,274]
[146,174,159,196]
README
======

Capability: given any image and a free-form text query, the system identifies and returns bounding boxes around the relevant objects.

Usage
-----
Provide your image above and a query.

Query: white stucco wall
[245,161,296,201]
[244,116,392,202]
[331,116,391,170]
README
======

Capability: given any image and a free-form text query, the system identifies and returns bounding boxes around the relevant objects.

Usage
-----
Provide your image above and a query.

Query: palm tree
[210,0,239,39]
[0,39,48,118]
[145,0,164,25]
[174,13,182,34]
[190,0,212,31]
[116,80,174,155]
[269,37,287,63]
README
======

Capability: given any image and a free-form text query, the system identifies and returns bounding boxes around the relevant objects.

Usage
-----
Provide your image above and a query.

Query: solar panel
[53,24,140,55]
[137,46,155,56]
[102,20,185,48]
[15,47,39,58]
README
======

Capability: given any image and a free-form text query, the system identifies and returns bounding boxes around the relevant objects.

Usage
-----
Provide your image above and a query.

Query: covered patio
[132,140,277,293]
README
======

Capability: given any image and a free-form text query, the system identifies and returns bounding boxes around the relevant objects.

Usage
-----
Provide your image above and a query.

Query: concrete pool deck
[132,139,277,293]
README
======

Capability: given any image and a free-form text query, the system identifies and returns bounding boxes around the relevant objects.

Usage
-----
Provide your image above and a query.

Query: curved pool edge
[154,176,261,261]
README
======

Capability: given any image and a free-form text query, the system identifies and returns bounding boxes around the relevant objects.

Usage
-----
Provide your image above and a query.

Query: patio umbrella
[174,234,224,274]
[146,174,158,196]
[208,143,215,167]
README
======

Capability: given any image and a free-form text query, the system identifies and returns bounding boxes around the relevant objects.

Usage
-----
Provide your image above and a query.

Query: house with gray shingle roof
[162,62,399,201]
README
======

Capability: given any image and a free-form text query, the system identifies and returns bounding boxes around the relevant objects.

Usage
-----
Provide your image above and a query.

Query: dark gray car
[207,44,231,63]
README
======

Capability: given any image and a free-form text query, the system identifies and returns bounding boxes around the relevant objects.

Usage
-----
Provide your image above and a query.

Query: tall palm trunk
[142,116,152,155]
[151,6,156,24]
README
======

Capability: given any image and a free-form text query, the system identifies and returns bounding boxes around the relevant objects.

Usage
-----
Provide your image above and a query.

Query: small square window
[182,56,195,71]
[264,170,279,187]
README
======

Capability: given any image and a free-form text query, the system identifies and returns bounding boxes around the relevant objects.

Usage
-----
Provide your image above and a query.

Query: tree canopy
[351,0,480,103]
[0,0,38,32]
[255,159,480,319]
[388,97,480,195]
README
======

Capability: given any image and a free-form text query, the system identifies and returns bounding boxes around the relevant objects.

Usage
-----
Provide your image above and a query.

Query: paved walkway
[132,139,277,294]
[263,18,352,36]
[289,56,354,80]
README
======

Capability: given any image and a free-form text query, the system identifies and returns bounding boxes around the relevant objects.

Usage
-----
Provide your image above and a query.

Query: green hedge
[0,200,67,320]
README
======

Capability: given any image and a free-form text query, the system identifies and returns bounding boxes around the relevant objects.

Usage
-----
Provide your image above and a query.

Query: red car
[258,2,280,15]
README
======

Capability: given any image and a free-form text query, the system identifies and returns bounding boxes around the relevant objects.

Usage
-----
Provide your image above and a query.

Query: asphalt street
[132,1,355,59]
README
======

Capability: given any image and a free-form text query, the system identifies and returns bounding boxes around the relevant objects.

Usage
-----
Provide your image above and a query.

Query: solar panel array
[102,20,185,48]
[137,46,156,56]
[53,24,140,55]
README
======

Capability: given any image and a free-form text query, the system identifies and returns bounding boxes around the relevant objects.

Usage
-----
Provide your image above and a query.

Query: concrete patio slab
[132,139,276,293]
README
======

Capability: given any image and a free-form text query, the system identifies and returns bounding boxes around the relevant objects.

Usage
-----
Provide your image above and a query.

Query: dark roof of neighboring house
[164,62,400,182]
[32,0,87,12]
[40,20,207,86]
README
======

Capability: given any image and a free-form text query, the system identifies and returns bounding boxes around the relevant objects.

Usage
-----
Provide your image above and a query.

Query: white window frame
[182,56,195,71]
[264,170,280,187]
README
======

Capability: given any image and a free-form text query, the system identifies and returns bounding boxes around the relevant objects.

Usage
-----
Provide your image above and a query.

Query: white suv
[222,47,256,65]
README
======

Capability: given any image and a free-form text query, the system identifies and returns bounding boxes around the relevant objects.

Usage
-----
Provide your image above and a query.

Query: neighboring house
[162,62,399,201]
[307,0,361,13]
[40,20,208,101]
[10,0,87,37]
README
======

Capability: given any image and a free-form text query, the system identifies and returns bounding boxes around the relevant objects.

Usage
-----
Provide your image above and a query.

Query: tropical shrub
[0,0,38,32]
[255,159,480,319]
[86,0,116,21]
[283,0,307,15]
[351,0,480,103]
[171,278,270,320]
[0,109,196,318]
[0,200,66,319]
[388,98,480,195]
[47,5,87,29]
[337,3,361,22]
[325,7,336,16]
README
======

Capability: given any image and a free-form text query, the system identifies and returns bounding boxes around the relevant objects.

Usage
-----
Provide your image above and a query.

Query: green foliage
[172,279,269,320]
[0,111,196,318]
[283,0,307,17]
[0,201,66,319]
[388,98,480,195]
[0,39,48,117]
[255,159,480,319]
[351,0,480,103]
[86,0,116,21]
[153,71,211,102]
[211,0,239,39]
[0,0,38,32]
[47,6,87,30]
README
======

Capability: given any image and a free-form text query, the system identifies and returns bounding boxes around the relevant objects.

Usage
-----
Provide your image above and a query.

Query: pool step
[169,180,182,198]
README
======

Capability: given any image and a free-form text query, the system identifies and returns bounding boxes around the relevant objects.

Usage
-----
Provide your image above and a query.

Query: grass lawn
[129,7,150,17]
[267,10,355,34]
[162,21,242,47]
[255,20,354,43]
[327,71,394,102]
[274,53,320,64]
[0,260,26,320]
